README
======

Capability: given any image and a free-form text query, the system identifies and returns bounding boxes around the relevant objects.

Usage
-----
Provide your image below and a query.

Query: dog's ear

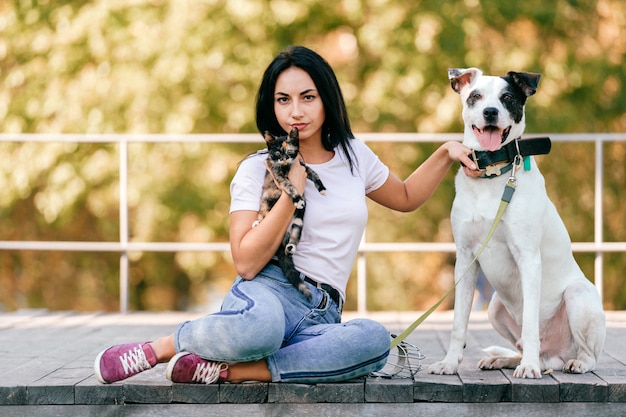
[448,68,482,94]
[447,68,465,79]
[507,71,541,97]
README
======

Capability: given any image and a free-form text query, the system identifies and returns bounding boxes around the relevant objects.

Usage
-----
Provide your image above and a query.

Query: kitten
[255,127,327,300]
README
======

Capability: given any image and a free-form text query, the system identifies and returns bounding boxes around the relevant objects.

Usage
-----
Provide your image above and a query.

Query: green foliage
[0,0,624,311]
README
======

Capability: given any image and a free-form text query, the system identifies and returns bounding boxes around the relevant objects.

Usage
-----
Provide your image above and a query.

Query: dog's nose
[483,107,499,122]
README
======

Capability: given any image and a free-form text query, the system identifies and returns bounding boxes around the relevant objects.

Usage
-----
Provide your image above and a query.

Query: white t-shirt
[229,138,390,301]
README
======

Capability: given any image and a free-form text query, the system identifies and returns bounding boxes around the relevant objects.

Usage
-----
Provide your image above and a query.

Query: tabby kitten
[255,127,327,300]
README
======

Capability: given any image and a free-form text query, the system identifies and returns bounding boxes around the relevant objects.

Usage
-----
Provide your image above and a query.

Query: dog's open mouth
[472,125,511,151]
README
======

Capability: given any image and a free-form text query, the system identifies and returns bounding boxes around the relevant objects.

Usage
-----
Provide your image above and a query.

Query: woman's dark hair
[255,45,356,172]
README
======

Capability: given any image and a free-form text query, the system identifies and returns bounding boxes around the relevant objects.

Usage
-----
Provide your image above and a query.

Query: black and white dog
[428,68,606,378]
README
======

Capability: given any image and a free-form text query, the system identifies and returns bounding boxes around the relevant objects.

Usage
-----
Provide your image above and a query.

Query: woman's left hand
[444,141,482,178]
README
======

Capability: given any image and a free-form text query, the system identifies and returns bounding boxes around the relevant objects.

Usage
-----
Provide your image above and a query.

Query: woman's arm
[367,141,480,212]
[229,159,308,279]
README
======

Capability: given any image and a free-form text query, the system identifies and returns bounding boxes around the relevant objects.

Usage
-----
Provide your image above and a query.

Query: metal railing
[1,133,625,313]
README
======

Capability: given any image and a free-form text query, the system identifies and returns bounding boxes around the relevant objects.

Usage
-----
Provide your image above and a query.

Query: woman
[94,45,479,385]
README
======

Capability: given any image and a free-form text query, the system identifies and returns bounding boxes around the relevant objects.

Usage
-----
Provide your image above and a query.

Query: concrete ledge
[1,310,626,407]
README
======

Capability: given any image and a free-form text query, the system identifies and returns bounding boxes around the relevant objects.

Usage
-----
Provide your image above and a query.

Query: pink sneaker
[166,352,229,384]
[94,342,157,384]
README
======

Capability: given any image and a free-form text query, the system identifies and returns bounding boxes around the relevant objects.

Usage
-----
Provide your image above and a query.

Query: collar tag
[485,164,502,177]
[523,156,531,171]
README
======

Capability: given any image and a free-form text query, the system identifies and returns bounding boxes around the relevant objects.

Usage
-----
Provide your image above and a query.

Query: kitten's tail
[298,282,312,301]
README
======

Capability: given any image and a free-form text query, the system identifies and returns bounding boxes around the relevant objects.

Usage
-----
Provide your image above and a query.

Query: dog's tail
[482,346,520,358]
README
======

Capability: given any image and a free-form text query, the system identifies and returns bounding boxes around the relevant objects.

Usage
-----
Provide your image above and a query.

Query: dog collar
[470,137,551,178]
[480,161,514,178]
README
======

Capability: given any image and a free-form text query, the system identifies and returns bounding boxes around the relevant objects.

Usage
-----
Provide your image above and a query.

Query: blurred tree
[0,0,624,311]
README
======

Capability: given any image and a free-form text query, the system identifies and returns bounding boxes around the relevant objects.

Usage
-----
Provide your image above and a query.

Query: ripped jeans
[174,262,390,382]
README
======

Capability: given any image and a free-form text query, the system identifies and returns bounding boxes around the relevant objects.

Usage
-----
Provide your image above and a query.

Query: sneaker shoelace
[192,361,229,384]
[119,345,152,376]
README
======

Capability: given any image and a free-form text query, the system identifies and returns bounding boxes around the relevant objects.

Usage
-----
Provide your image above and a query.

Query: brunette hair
[255,46,356,171]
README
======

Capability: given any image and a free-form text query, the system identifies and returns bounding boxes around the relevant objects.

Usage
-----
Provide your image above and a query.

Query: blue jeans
[174,262,390,382]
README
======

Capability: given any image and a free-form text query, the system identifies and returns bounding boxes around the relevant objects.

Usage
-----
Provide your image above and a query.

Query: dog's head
[448,68,540,151]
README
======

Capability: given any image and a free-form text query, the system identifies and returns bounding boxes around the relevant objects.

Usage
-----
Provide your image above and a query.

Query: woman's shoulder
[343,137,381,163]
[243,149,268,161]
[342,137,389,190]
[232,150,267,183]
[238,150,267,168]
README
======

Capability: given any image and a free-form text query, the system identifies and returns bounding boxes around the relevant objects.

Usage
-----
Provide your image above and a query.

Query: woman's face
[273,66,325,144]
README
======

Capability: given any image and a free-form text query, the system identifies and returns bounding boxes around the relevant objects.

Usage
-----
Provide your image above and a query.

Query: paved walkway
[1,309,625,416]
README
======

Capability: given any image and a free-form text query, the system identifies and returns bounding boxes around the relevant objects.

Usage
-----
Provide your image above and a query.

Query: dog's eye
[502,93,513,101]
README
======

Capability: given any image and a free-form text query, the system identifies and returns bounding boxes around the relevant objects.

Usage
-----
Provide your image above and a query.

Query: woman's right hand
[288,157,308,195]
[230,159,306,280]
[264,157,307,196]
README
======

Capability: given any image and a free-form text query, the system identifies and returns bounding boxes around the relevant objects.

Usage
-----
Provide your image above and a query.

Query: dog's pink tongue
[473,127,501,151]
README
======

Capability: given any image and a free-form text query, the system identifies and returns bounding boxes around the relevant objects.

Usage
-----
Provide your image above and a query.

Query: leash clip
[507,154,523,186]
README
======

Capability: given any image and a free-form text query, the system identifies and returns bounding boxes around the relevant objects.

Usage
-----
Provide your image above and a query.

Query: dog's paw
[428,361,459,375]
[478,356,520,370]
[563,359,594,374]
[513,363,542,379]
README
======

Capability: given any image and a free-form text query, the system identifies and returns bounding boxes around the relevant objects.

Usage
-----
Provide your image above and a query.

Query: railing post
[119,139,129,314]
[594,137,604,302]
[357,234,367,314]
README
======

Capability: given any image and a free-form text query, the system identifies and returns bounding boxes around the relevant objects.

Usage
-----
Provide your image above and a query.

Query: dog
[428,68,606,379]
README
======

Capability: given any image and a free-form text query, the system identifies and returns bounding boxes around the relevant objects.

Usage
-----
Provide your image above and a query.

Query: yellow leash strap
[390,173,519,349]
